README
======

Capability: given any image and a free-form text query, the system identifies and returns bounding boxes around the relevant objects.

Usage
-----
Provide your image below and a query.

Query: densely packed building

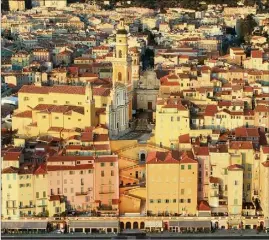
[1,1,269,234]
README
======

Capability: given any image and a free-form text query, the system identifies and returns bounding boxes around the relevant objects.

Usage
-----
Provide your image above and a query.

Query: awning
[145,221,162,228]
[244,219,259,225]
[69,220,118,228]
[198,212,211,217]
[169,221,211,228]
[1,221,48,229]
[211,206,228,213]
[229,219,241,226]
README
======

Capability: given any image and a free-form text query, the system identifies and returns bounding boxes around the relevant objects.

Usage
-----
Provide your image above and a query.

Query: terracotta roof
[262,146,269,154]
[204,105,218,116]
[34,163,47,175]
[251,50,262,59]
[209,176,220,184]
[230,141,253,150]
[93,87,110,96]
[195,147,209,156]
[81,132,93,142]
[198,200,211,211]
[255,105,269,112]
[13,111,32,118]
[19,85,86,95]
[48,156,94,162]
[227,164,244,171]
[235,127,259,138]
[47,164,93,171]
[178,134,190,144]
[2,152,21,161]
[2,166,19,174]
[94,156,117,163]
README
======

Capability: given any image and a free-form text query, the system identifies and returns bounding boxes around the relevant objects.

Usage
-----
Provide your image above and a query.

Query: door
[148,101,152,110]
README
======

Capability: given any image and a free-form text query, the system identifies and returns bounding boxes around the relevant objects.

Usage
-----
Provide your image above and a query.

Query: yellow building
[229,141,255,202]
[12,83,96,138]
[9,0,25,11]
[227,164,243,216]
[146,151,198,215]
[110,140,167,215]
[155,97,190,148]
[260,146,269,223]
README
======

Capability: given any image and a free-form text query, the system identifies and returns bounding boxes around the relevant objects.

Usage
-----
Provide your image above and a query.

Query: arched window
[118,50,122,58]
[118,72,122,81]
[134,59,137,65]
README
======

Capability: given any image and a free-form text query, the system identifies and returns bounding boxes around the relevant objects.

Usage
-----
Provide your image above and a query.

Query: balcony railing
[99,191,115,194]
[19,205,35,209]
[75,192,88,196]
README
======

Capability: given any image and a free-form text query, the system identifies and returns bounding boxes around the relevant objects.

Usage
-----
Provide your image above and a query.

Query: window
[69,171,75,175]
[53,100,57,103]
[110,162,114,167]
[150,199,154,203]
[181,189,185,195]
[55,117,59,120]
[118,72,122,81]
[234,180,238,185]
[171,116,174,122]
[70,188,74,193]
[188,165,192,170]
[36,192,39,198]
[101,163,105,167]
[78,119,81,122]
[181,165,185,170]
[38,98,44,102]
[42,115,46,119]
[247,183,250,191]
[173,199,176,203]
[8,184,12,189]
[88,169,93,174]
[177,116,180,121]
[118,50,122,58]
[111,170,114,176]
[165,199,169,203]
[43,191,46,197]
[80,170,83,175]
[180,199,184,203]
[187,199,191,203]
[157,199,161,203]
[101,171,104,177]
[24,97,29,101]
[66,101,70,104]
[78,102,82,105]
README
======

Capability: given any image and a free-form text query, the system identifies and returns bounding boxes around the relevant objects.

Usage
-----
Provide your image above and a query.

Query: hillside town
[1,0,269,238]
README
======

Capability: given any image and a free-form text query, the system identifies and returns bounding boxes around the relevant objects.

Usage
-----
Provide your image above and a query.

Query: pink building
[94,156,119,210]
[194,146,210,200]
[47,155,119,213]
[47,156,95,211]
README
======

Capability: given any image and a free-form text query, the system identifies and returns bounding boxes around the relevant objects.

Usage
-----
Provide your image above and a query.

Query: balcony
[99,191,115,194]
[19,205,35,209]
[75,192,88,196]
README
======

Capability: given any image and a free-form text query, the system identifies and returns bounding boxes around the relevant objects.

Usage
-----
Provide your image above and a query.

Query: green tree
[238,14,257,43]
